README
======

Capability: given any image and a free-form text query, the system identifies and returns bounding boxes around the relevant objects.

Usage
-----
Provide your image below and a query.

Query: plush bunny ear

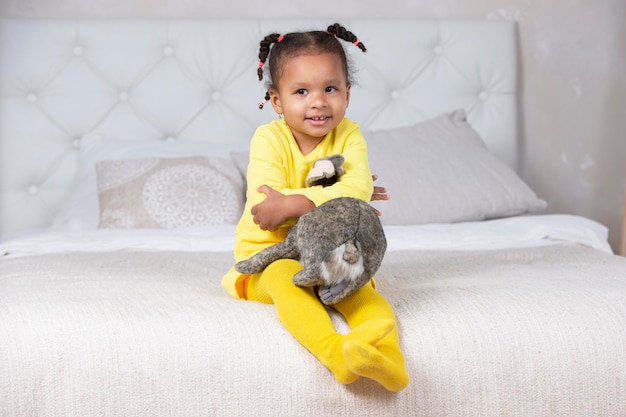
[305,154,345,187]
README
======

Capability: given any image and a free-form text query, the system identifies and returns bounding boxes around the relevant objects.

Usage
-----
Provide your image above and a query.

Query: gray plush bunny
[235,155,386,305]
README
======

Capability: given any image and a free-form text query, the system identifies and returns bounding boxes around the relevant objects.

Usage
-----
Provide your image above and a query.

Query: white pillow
[367,109,547,225]
[96,156,244,228]
[53,134,247,230]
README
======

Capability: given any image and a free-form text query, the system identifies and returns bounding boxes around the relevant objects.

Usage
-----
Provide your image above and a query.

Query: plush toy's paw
[305,154,345,187]
[235,259,260,274]
[292,269,325,287]
[318,280,352,305]
[306,159,337,187]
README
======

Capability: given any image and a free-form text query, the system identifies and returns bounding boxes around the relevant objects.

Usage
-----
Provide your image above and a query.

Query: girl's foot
[324,318,396,384]
[342,324,409,391]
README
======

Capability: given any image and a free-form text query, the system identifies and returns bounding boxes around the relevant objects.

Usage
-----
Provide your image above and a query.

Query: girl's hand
[371,174,389,216]
[251,185,314,231]
[251,186,288,231]
[371,175,389,202]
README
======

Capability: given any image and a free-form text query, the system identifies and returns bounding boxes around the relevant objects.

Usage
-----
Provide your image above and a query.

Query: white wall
[2,0,625,252]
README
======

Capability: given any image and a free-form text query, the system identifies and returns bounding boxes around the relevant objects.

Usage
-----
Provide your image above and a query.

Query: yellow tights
[246,259,409,391]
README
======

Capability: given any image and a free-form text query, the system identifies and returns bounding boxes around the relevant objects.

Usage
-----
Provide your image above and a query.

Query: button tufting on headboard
[0,18,518,240]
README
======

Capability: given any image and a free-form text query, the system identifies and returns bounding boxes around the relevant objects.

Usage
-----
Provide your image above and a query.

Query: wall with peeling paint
[1,0,624,252]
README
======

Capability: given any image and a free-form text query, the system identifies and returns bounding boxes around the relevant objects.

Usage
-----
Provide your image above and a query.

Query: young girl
[222,23,409,392]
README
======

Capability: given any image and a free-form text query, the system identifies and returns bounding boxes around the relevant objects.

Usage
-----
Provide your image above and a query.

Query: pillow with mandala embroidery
[95,156,245,229]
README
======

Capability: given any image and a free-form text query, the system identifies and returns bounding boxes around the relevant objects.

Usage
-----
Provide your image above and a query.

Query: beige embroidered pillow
[96,156,245,229]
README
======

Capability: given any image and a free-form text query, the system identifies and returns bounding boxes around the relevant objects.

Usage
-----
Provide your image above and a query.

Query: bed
[1,18,625,417]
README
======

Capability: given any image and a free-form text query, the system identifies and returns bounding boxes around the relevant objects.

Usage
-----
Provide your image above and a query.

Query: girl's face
[269,52,351,154]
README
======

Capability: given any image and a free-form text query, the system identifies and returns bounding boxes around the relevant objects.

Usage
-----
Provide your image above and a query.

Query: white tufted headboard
[0,19,517,240]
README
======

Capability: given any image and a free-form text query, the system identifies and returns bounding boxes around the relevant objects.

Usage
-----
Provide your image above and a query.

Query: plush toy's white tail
[320,241,365,285]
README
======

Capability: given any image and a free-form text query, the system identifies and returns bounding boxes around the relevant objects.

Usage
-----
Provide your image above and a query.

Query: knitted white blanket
[1,244,625,417]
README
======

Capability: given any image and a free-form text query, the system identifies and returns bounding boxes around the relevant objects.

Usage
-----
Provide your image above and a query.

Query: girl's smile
[307,115,332,126]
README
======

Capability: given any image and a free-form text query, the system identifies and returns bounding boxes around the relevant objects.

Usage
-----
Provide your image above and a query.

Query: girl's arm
[244,131,316,231]
[254,174,388,230]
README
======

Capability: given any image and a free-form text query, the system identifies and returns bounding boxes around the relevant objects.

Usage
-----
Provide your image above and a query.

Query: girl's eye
[325,86,337,93]
[295,89,307,95]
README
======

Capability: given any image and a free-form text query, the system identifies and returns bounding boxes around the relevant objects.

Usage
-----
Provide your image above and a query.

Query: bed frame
[0,18,517,241]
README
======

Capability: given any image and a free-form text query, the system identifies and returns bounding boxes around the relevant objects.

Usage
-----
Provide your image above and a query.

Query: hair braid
[326,23,367,52]
[258,33,282,81]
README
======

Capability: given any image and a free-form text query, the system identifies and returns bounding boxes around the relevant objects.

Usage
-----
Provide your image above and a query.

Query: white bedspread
[1,245,625,417]
[0,214,612,258]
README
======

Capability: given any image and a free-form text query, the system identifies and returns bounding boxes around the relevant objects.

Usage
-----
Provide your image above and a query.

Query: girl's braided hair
[256,23,367,109]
